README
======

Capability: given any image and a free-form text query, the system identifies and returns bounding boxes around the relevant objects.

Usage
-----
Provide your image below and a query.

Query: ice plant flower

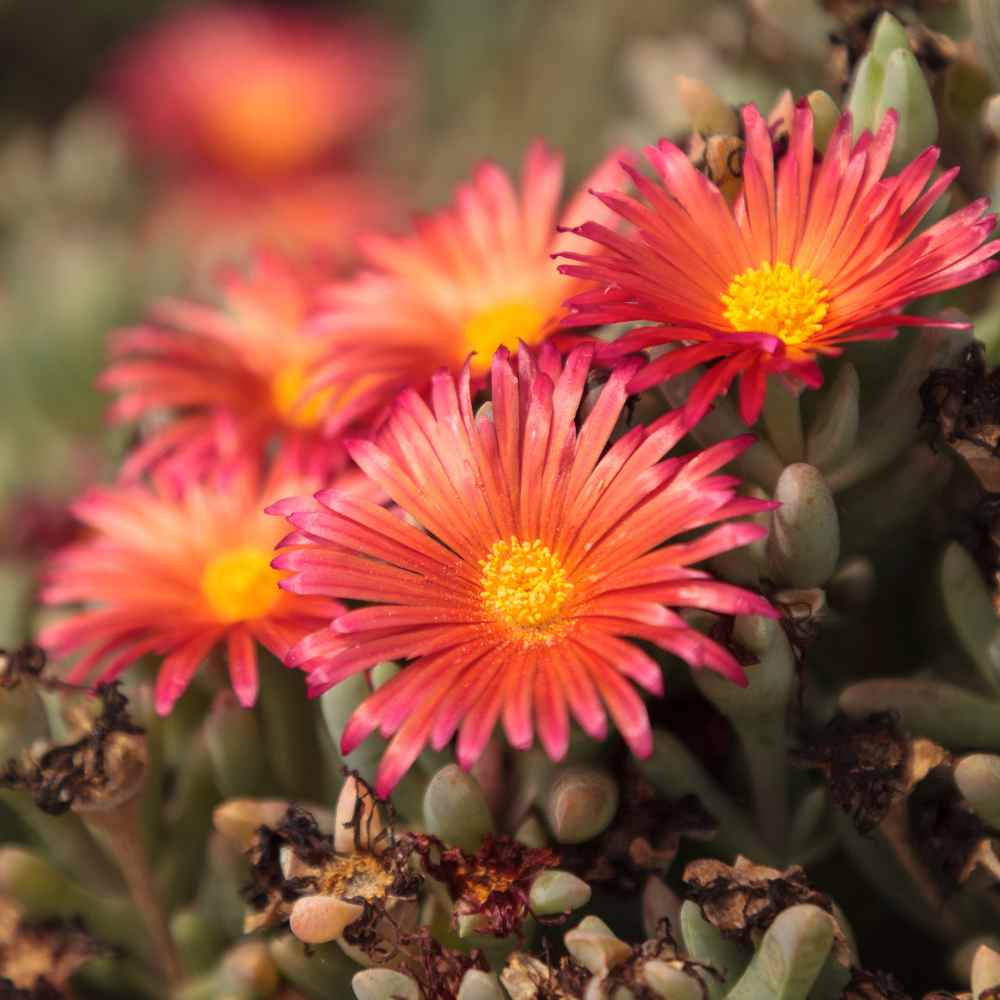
[271,343,777,795]
[305,141,627,437]
[558,101,1000,424]
[39,459,344,714]
[102,252,346,479]
[108,4,407,181]
[146,170,397,274]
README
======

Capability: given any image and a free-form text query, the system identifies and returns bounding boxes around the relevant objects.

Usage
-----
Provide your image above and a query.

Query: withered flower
[0,645,47,691]
[393,928,491,1000]
[501,951,589,1000]
[912,779,1000,891]
[921,342,1000,493]
[600,920,713,999]
[560,775,717,891]
[239,777,420,952]
[843,968,913,1000]
[682,856,850,965]
[409,833,560,938]
[793,712,911,833]
[0,897,106,998]
[0,682,145,815]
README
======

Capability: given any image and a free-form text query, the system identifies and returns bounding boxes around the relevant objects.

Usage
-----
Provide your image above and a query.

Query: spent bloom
[304,141,626,436]
[559,101,999,424]
[39,458,345,714]
[270,343,776,795]
[108,4,408,181]
[103,252,346,479]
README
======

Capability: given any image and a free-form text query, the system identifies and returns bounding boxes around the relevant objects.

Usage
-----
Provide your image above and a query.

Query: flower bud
[352,968,422,1000]
[806,363,860,474]
[544,767,619,844]
[528,870,592,916]
[565,916,632,977]
[458,969,505,1000]
[766,464,839,587]
[940,543,1000,692]
[423,764,494,851]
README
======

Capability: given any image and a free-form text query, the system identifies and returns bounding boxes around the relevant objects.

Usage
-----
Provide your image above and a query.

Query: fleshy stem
[83,797,184,985]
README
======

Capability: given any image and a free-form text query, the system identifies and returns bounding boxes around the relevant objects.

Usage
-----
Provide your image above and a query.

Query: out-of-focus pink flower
[145,170,399,275]
[558,102,1000,425]
[270,343,777,795]
[101,252,348,480]
[304,141,627,440]
[108,5,409,181]
[40,459,347,714]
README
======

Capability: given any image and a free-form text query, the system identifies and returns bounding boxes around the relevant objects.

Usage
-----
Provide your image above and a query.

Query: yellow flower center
[202,75,333,177]
[480,537,572,639]
[271,365,333,430]
[201,547,282,623]
[463,300,547,371]
[721,261,829,346]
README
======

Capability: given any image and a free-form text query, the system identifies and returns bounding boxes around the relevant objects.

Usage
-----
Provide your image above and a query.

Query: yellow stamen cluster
[463,300,547,371]
[480,537,572,638]
[319,852,393,902]
[271,364,334,430]
[721,261,829,346]
[201,547,283,624]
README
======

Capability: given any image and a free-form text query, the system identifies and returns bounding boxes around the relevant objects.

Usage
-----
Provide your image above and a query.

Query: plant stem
[83,797,183,986]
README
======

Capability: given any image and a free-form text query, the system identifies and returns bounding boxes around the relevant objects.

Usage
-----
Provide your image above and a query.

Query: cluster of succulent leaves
[5,0,1000,998]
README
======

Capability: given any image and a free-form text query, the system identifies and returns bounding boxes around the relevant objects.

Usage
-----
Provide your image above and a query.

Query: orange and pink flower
[305,141,626,439]
[145,170,399,275]
[102,252,345,480]
[39,459,345,714]
[558,101,999,424]
[270,343,777,795]
[109,4,408,181]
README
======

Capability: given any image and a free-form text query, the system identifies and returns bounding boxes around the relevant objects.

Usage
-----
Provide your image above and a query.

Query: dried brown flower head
[912,778,1000,891]
[409,833,560,938]
[794,712,910,833]
[843,968,913,1000]
[501,951,589,1000]
[602,920,713,1000]
[0,646,47,691]
[682,856,850,965]
[239,777,420,954]
[560,775,717,891]
[394,927,490,1000]
[0,897,106,997]
[0,682,145,815]
[921,343,1000,491]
